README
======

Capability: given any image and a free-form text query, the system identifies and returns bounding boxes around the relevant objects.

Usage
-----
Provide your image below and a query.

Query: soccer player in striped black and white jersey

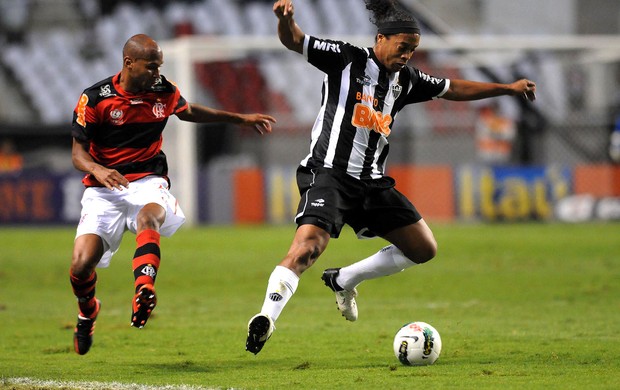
[69,34,275,355]
[246,0,537,355]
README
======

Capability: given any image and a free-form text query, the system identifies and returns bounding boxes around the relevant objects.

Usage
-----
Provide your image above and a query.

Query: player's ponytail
[364,0,420,35]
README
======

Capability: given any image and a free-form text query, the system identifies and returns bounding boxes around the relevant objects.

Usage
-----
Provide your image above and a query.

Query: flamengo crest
[152,102,166,118]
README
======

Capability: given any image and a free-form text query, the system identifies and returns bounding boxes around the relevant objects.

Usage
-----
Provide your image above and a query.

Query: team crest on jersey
[152,102,166,118]
[99,84,115,97]
[391,83,402,99]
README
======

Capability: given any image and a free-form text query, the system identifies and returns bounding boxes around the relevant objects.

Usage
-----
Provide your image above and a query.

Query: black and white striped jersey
[300,34,450,180]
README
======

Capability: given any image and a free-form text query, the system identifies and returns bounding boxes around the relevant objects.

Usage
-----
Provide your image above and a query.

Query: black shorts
[295,166,422,238]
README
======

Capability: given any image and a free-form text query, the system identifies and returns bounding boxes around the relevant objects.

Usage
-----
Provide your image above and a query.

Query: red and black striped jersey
[301,35,450,180]
[72,73,188,187]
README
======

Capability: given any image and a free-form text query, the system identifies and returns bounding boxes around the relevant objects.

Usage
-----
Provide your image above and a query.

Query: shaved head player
[70,34,275,355]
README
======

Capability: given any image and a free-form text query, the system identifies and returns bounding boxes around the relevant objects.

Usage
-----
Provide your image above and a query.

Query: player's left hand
[513,78,536,101]
[242,113,276,135]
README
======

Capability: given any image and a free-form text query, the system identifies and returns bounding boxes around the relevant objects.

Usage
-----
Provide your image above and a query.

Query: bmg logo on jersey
[313,39,341,53]
[152,102,166,118]
[351,103,393,136]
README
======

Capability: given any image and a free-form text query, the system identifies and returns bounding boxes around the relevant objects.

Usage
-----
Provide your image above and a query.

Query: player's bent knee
[400,240,437,264]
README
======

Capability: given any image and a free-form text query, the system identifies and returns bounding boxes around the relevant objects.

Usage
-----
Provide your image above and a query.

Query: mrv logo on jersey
[313,39,341,53]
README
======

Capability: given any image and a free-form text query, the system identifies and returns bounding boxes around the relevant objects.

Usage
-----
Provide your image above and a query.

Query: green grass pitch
[1,222,619,389]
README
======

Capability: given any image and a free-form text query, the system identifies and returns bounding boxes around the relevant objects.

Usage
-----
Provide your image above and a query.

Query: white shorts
[75,176,186,268]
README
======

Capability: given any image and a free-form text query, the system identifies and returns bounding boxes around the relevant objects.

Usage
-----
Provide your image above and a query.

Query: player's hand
[513,78,536,101]
[241,113,276,135]
[273,0,294,19]
[91,165,129,191]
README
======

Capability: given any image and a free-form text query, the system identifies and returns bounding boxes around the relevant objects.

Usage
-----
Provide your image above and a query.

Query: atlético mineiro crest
[391,83,402,99]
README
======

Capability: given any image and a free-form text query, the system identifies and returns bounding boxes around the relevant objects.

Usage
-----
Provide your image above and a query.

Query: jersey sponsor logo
[99,84,115,97]
[151,77,167,92]
[313,39,341,53]
[109,109,124,125]
[110,109,123,119]
[419,71,443,85]
[152,102,166,118]
[356,75,372,86]
[352,103,393,136]
[130,99,143,105]
[76,94,89,127]
[356,92,379,107]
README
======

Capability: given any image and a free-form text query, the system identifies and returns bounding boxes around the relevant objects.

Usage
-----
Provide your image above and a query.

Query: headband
[377,20,420,35]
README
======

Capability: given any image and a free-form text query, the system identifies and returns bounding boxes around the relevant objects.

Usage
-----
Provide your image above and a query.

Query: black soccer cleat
[73,300,101,355]
[322,268,358,322]
[131,284,157,328]
[245,313,274,355]
[321,268,344,291]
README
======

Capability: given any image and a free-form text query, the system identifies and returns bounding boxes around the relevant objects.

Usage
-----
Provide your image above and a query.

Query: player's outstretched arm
[273,0,304,54]
[442,78,536,102]
[176,103,276,135]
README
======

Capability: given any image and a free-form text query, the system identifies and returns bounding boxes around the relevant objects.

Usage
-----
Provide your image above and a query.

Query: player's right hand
[273,0,294,18]
[92,165,129,191]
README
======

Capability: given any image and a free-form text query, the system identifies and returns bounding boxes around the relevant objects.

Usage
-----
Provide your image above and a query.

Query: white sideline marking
[3,377,222,390]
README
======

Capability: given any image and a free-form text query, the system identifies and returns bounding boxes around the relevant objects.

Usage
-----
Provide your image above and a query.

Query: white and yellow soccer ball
[393,321,442,366]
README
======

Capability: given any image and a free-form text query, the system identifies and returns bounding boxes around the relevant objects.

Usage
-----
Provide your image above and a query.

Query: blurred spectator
[0,0,31,44]
[98,0,121,15]
[0,138,23,173]
[610,124,620,163]
[475,104,516,165]
[79,0,103,58]
[98,0,175,15]
[609,64,620,163]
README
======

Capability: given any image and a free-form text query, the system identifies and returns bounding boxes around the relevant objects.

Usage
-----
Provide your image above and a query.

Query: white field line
[2,377,227,390]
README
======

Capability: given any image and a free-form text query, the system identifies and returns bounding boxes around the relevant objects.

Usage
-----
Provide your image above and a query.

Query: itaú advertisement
[457,165,571,221]
[0,172,83,224]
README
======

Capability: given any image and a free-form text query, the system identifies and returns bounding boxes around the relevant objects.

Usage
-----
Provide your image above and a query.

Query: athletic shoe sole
[245,314,274,355]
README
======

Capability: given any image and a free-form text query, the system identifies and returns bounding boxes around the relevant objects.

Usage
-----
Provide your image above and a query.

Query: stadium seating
[0,0,374,125]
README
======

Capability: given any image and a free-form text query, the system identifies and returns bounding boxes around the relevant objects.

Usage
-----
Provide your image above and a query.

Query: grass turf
[1,222,619,389]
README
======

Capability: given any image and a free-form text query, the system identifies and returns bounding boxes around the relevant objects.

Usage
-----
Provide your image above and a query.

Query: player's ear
[123,56,133,68]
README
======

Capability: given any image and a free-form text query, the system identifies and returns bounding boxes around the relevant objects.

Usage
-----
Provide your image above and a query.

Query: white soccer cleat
[334,288,358,321]
[322,268,358,322]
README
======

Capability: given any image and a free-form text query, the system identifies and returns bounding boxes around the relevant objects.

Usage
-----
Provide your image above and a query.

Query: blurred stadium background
[0,0,619,226]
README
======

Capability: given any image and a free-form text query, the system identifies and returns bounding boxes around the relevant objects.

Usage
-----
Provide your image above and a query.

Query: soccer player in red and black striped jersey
[69,33,275,355]
[245,0,537,355]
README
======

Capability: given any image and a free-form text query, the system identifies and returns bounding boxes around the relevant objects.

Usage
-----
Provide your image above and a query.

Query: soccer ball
[393,321,442,366]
